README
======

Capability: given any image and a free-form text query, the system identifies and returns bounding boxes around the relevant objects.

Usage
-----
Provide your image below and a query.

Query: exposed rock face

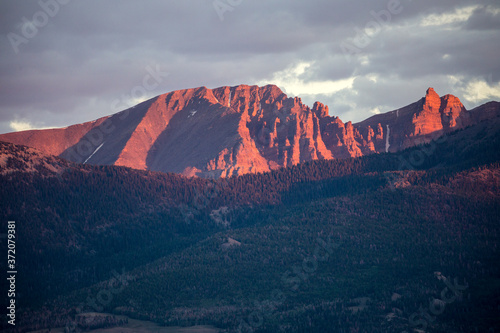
[411,88,468,136]
[413,88,445,136]
[114,93,174,170]
[0,118,110,157]
[353,88,498,154]
[0,85,498,178]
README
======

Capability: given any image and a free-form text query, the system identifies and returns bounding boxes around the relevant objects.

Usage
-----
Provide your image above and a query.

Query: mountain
[353,88,500,154]
[1,113,499,332]
[1,85,498,178]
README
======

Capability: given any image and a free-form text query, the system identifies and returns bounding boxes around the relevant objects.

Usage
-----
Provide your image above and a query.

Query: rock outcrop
[0,85,498,178]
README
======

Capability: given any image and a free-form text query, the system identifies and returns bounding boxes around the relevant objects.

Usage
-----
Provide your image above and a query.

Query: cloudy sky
[1,0,499,134]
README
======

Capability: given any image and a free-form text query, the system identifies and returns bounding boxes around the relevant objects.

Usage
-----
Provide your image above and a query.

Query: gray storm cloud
[0,0,499,133]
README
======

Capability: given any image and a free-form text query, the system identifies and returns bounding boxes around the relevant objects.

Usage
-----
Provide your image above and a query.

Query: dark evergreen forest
[1,119,499,332]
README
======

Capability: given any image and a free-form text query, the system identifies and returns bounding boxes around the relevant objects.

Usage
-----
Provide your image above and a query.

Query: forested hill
[0,115,499,332]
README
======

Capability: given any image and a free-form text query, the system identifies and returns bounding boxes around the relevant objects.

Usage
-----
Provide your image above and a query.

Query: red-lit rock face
[0,85,498,178]
[412,88,445,136]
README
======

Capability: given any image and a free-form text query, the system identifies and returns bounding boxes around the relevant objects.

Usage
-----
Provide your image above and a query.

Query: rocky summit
[1,85,498,178]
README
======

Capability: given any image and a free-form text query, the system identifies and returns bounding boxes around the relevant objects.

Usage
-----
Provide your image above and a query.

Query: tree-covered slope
[0,116,499,332]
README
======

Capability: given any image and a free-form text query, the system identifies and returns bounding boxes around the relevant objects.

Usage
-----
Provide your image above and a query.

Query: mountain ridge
[1,84,499,178]
[1,113,499,332]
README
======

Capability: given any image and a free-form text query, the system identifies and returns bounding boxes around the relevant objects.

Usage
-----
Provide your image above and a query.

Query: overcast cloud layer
[1,0,499,133]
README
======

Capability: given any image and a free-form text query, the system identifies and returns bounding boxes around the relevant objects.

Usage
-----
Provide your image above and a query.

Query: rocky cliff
[1,85,498,177]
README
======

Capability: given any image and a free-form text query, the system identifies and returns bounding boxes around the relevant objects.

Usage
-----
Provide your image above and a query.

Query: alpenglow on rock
[1,84,498,178]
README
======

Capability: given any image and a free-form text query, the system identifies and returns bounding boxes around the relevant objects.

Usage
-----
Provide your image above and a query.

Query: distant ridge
[1,84,499,178]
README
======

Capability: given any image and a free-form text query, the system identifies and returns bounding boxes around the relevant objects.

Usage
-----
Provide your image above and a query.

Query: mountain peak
[424,87,441,107]
[312,101,329,118]
[0,85,498,178]
[426,87,438,97]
